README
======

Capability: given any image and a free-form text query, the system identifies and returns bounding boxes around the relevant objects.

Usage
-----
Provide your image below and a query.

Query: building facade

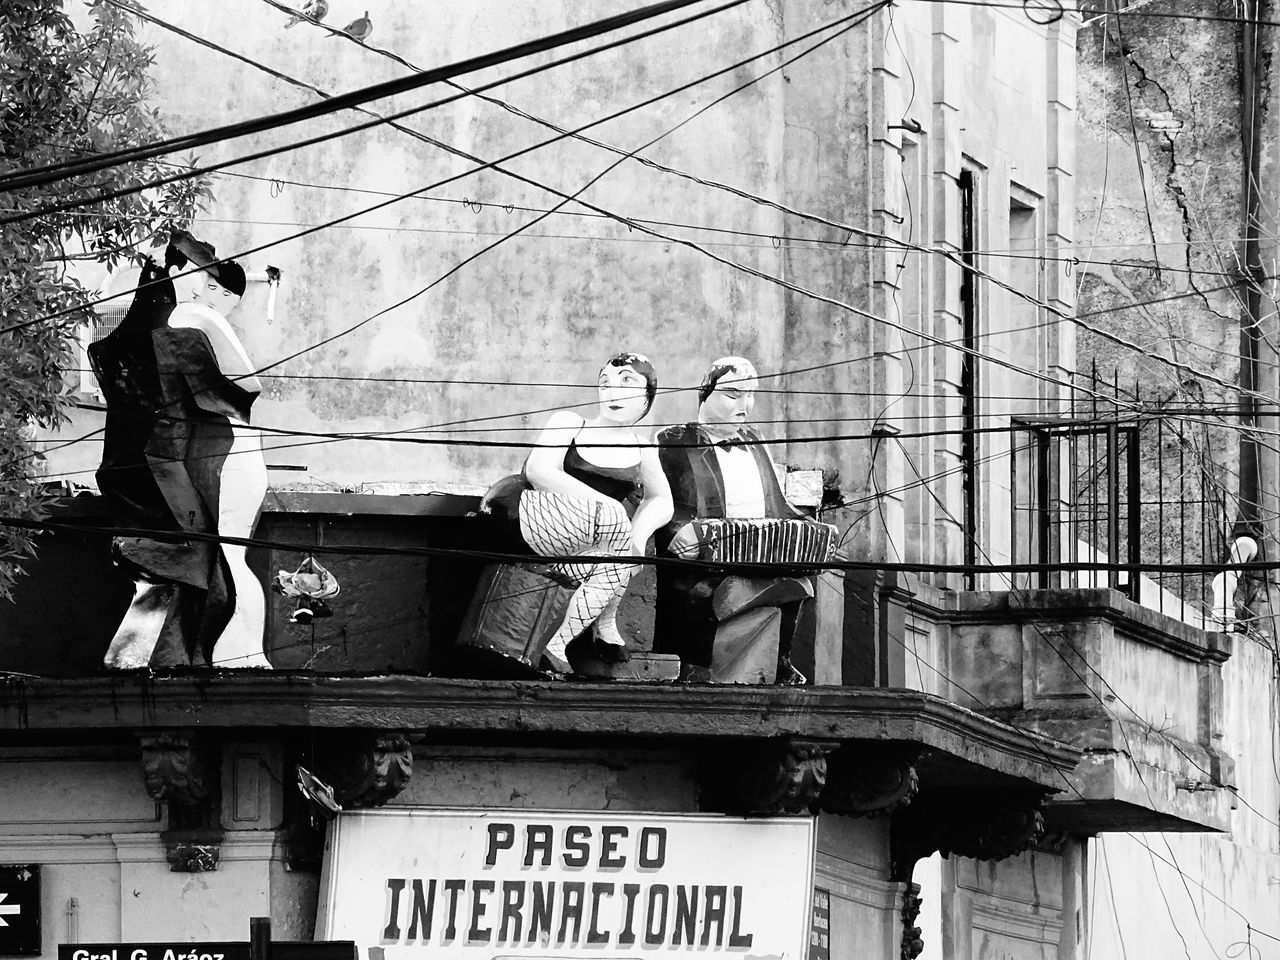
[0,1,1270,959]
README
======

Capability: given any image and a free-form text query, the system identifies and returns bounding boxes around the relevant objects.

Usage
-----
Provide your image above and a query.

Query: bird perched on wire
[283,0,328,29]
[331,10,373,42]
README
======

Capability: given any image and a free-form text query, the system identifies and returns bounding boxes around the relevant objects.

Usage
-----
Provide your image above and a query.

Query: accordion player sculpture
[655,356,832,684]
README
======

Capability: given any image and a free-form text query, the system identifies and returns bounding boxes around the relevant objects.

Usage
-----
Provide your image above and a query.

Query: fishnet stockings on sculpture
[519,491,635,660]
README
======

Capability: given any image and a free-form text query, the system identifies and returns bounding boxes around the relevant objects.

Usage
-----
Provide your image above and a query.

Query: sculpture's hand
[668,523,700,559]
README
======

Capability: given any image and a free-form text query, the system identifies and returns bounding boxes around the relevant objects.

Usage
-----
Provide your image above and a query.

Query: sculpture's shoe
[776,656,807,686]
[593,631,631,664]
[539,649,572,678]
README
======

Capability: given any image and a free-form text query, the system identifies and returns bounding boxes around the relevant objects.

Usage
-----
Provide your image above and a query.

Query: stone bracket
[900,881,924,960]
[820,743,922,818]
[698,737,839,815]
[139,731,213,805]
[890,791,1045,883]
[138,730,224,873]
[318,730,418,809]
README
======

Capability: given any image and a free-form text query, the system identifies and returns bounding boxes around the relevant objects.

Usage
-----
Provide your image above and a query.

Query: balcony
[846,574,1235,834]
[0,492,1231,843]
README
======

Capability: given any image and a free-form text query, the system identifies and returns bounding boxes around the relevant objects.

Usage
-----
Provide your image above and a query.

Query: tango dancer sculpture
[461,352,673,678]
[90,231,269,669]
[655,356,836,683]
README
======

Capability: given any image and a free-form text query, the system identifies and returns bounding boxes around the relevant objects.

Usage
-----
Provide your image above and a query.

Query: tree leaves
[0,0,214,598]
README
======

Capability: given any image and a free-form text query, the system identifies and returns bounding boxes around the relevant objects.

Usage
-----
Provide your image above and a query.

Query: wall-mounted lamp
[887,118,924,135]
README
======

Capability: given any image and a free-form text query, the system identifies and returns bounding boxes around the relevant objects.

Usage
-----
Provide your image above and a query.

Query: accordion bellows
[693,518,839,567]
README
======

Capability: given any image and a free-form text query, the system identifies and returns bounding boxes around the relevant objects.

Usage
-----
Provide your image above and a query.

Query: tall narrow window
[958,169,980,588]
[1009,195,1040,587]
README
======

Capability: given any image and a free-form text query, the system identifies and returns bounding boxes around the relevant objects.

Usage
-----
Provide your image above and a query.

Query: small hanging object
[273,554,341,625]
[295,764,342,819]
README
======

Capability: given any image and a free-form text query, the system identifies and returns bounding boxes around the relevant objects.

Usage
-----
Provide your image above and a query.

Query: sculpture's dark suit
[654,422,809,673]
[88,260,248,666]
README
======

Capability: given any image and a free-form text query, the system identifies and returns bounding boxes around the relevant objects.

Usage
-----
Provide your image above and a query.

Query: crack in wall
[1116,32,1239,327]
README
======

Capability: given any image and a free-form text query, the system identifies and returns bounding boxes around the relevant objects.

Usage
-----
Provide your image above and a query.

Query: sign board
[0,864,40,956]
[808,888,830,960]
[317,808,816,959]
[57,943,355,960]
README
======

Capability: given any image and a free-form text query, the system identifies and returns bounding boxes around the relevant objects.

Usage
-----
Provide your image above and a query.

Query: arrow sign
[0,863,40,955]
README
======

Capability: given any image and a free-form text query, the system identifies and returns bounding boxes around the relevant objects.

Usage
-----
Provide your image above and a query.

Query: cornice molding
[0,676,1078,791]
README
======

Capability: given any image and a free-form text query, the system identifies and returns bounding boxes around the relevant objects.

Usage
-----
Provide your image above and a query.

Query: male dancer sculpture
[91,231,267,668]
[655,356,827,683]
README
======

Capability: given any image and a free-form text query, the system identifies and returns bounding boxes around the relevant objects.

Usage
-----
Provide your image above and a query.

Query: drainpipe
[1238,0,1264,533]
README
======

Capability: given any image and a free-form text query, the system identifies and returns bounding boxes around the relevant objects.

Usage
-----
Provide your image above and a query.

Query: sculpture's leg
[520,495,635,668]
[208,425,270,669]
[209,541,269,668]
[710,576,814,684]
[593,591,625,646]
[546,559,635,665]
[104,579,176,669]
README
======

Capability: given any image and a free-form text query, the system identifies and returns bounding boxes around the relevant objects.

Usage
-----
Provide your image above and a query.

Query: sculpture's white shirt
[167,302,255,387]
[715,444,767,518]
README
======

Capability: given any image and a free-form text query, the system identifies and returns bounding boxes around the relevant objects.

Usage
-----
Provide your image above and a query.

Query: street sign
[0,864,40,956]
[808,887,831,960]
[57,944,355,960]
[57,947,353,960]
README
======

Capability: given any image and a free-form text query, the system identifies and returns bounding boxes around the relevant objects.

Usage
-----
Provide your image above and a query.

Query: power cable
[0,0,750,234]
[0,0,881,338]
[0,0,735,192]
[83,0,1280,412]
[921,0,1280,27]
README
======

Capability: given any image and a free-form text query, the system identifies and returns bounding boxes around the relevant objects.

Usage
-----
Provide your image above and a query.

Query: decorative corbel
[322,731,417,809]
[900,882,925,960]
[821,744,922,818]
[889,791,1045,883]
[138,731,224,873]
[139,731,212,805]
[699,738,839,815]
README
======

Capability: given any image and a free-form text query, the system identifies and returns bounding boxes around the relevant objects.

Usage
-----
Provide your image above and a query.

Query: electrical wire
[921,0,1280,28]
[0,0,752,235]
[0,0,734,192]
[0,0,884,338]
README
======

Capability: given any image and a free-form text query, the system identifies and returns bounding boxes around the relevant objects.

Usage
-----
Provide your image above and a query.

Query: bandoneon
[694,518,839,567]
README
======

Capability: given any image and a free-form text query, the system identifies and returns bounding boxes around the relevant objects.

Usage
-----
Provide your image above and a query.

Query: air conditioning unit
[78,302,129,401]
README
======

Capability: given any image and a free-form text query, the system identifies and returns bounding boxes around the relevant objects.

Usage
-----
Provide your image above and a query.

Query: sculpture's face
[169,266,210,304]
[597,362,650,426]
[699,370,757,436]
[195,277,242,316]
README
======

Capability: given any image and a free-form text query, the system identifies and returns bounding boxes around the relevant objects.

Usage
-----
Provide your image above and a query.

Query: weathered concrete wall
[1074,2,1255,580]
[1075,6,1280,958]
[43,0,1074,584]
[939,848,1073,960]
[0,741,903,958]
[48,0,811,494]
[1086,638,1280,960]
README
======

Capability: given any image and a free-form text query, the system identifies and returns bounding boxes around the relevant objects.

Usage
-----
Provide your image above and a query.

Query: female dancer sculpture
[486,353,673,675]
[95,234,268,669]
[167,259,270,668]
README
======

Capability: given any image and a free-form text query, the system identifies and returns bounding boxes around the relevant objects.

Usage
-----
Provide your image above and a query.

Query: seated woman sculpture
[484,352,673,676]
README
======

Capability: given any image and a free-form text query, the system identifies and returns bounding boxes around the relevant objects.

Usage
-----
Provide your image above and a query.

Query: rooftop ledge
[0,674,1078,793]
